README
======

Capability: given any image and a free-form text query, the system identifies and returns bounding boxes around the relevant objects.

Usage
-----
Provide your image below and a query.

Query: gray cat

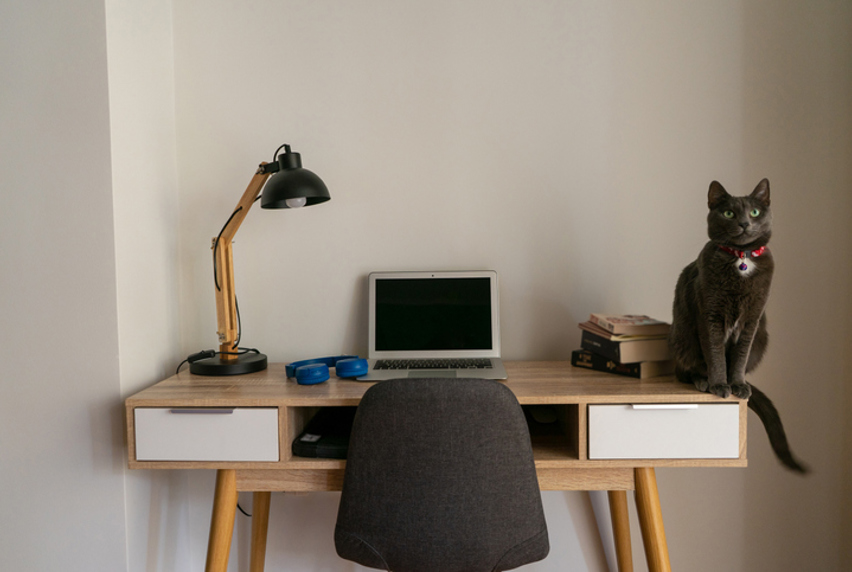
[669,179,807,472]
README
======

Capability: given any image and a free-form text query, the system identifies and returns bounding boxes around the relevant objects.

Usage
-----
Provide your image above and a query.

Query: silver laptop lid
[368,270,501,360]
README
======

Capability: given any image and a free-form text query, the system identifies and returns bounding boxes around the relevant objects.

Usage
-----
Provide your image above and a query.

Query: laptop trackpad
[408,370,457,378]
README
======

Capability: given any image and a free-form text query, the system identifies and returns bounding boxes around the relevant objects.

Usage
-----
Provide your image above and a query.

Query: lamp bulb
[285,197,307,209]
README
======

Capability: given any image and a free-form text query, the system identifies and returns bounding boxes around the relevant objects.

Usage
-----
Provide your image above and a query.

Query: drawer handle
[631,404,698,410]
[169,408,235,414]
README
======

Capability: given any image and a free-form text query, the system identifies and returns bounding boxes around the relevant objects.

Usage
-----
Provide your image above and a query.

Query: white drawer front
[135,407,279,462]
[588,403,739,460]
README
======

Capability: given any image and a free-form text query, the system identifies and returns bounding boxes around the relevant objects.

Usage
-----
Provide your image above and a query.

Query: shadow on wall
[740,1,850,571]
[342,275,369,357]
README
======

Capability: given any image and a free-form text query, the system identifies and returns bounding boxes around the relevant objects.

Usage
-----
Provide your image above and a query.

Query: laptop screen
[368,271,501,359]
[375,277,492,351]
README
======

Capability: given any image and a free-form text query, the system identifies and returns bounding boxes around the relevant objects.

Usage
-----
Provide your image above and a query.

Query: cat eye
[723,210,735,219]
[750,208,761,217]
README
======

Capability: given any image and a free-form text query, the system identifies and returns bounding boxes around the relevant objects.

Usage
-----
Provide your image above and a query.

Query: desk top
[126,361,738,407]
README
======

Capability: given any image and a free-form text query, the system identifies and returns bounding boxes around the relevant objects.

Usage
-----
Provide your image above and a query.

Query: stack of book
[571,314,674,379]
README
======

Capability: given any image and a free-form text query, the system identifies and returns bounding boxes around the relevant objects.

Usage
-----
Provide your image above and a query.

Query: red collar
[719,245,767,259]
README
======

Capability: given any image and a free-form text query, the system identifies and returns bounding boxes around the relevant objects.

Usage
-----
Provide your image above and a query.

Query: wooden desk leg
[608,490,634,572]
[205,469,238,572]
[634,468,671,572]
[250,491,271,572]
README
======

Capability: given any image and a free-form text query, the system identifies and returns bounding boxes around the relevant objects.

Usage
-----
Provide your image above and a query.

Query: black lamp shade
[261,151,330,209]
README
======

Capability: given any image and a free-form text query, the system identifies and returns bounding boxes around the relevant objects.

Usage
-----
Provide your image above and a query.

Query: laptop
[358,270,507,380]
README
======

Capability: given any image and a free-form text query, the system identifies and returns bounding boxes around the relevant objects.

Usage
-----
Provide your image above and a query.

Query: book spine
[571,350,641,378]
[580,330,621,361]
[581,330,671,362]
[589,315,616,333]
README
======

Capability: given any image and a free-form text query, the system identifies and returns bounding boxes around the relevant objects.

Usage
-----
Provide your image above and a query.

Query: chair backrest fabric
[334,378,549,572]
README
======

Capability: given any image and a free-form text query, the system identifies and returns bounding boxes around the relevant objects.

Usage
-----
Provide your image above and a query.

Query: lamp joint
[257,162,278,175]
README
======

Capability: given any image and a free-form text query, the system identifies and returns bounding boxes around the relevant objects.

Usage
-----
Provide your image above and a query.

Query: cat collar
[719,245,767,271]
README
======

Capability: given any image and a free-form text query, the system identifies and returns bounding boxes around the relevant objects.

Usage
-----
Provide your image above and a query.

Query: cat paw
[693,379,709,392]
[708,384,732,398]
[731,383,752,399]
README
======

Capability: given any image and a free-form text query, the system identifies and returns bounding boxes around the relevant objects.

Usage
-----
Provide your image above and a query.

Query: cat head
[706,179,772,247]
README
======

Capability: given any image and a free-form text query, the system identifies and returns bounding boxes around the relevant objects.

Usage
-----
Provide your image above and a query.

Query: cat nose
[739,221,750,230]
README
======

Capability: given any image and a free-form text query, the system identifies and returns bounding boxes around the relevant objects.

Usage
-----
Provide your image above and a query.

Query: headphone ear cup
[335,358,368,378]
[295,363,330,385]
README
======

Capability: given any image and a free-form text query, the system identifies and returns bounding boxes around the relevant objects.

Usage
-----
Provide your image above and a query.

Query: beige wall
[105,0,188,570]
[0,0,127,570]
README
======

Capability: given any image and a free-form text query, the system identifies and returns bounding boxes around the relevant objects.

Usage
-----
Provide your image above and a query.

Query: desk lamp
[189,144,330,375]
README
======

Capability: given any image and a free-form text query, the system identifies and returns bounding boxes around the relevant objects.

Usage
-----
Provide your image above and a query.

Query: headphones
[285,355,368,385]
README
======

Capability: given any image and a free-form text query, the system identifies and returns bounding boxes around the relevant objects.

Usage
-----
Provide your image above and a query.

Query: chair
[334,378,549,572]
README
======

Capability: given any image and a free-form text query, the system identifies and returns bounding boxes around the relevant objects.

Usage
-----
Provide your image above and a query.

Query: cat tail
[747,384,809,474]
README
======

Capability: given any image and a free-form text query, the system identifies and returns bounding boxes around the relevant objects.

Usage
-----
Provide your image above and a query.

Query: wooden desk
[125,361,747,572]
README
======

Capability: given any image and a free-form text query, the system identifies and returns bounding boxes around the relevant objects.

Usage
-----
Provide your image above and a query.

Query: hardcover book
[580,330,671,363]
[588,314,670,336]
[571,349,674,379]
[579,320,667,342]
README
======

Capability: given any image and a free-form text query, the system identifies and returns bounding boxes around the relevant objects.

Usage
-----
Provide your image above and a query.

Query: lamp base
[189,352,268,376]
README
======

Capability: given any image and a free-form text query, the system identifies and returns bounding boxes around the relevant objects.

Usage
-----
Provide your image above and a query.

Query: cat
[669,178,807,473]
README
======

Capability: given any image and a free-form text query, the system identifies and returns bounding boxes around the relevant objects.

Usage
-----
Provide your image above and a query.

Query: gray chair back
[335,378,549,572]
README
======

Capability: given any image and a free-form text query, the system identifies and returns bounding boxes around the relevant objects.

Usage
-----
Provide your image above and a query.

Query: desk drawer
[134,407,279,462]
[588,403,739,460]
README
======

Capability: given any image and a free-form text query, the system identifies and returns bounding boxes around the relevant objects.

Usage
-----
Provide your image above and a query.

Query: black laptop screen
[374,277,493,352]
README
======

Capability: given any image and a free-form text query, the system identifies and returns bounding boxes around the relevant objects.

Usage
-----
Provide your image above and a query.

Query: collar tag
[719,245,767,272]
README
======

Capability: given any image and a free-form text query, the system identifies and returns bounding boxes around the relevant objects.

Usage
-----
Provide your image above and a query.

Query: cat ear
[751,178,770,206]
[708,181,730,209]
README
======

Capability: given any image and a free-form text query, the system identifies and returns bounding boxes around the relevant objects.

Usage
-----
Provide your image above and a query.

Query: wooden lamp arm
[214,164,271,357]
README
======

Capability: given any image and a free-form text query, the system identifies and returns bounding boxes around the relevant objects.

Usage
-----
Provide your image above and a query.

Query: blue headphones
[285,355,368,385]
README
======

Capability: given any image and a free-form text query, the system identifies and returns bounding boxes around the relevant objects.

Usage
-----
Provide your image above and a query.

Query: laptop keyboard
[374,358,493,370]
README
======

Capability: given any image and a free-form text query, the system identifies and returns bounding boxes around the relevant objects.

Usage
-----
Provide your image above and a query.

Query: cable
[233,295,241,349]
[218,348,259,357]
[273,143,290,161]
[213,206,243,291]
[175,347,261,374]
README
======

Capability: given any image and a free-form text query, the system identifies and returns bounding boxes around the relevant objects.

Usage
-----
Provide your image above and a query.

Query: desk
[125,361,747,572]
